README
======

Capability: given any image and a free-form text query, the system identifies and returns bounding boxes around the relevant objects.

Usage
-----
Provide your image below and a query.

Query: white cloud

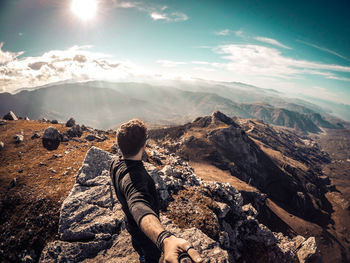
[0,43,23,65]
[255,37,291,49]
[157,60,187,67]
[216,44,350,80]
[0,45,145,93]
[215,29,230,36]
[214,29,244,37]
[115,1,188,22]
[150,12,167,21]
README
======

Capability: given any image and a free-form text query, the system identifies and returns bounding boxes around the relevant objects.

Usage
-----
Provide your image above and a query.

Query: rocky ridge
[40,146,319,263]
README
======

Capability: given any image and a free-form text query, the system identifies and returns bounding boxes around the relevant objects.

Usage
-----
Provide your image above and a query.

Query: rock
[0,119,6,125]
[242,203,258,217]
[215,201,231,218]
[24,117,30,121]
[42,126,61,150]
[58,147,122,242]
[3,111,18,120]
[85,134,106,142]
[31,132,41,139]
[66,125,82,138]
[66,117,76,127]
[14,134,24,143]
[51,119,58,124]
[85,134,97,141]
[293,235,306,249]
[61,135,69,142]
[0,141,4,151]
[40,146,315,263]
[8,178,17,189]
[41,118,48,122]
[297,237,319,263]
[144,162,170,208]
[211,111,239,127]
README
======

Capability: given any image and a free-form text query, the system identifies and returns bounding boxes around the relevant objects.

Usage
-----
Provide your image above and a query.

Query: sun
[71,0,97,21]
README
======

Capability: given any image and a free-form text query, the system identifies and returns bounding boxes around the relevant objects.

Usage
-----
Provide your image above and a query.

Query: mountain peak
[211,111,240,127]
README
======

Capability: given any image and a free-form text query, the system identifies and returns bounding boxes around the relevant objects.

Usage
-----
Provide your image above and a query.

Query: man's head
[117,119,147,158]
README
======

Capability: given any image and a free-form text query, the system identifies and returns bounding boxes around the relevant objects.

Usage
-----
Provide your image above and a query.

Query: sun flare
[71,0,97,21]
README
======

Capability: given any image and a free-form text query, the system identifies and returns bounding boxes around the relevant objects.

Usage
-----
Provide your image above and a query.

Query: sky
[0,0,350,104]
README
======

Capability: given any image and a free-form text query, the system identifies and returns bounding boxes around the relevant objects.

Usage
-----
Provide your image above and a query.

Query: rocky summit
[40,146,318,263]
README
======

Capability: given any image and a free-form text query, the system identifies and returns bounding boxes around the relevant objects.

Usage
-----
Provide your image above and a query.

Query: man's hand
[163,235,203,263]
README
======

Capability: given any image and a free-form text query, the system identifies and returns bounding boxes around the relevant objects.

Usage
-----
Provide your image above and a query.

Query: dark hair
[117,119,147,157]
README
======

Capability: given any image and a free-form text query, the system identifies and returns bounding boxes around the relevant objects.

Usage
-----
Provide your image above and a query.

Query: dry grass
[166,187,220,240]
[190,161,257,192]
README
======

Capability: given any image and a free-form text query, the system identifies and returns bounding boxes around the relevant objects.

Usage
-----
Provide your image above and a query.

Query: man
[110,119,203,263]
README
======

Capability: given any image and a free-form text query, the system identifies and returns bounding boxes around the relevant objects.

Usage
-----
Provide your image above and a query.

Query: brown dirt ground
[0,120,117,262]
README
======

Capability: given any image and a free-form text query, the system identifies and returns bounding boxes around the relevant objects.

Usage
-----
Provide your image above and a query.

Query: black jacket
[110,157,160,233]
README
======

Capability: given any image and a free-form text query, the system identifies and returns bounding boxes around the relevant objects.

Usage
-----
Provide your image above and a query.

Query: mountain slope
[0,80,343,132]
[148,111,349,262]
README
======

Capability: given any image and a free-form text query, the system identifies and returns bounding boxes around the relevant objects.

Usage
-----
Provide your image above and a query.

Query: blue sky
[0,0,349,104]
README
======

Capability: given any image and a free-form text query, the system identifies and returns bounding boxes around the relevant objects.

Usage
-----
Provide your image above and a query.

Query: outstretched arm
[118,171,202,263]
[139,214,203,263]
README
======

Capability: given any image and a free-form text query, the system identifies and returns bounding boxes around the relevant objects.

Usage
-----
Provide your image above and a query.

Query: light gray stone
[297,237,318,263]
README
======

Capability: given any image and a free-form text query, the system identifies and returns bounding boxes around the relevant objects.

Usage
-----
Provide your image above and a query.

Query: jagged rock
[59,147,122,242]
[297,237,319,263]
[161,216,230,262]
[14,134,24,143]
[3,111,18,120]
[242,203,258,217]
[51,120,58,124]
[215,201,230,218]
[24,117,30,121]
[31,132,41,139]
[144,162,170,208]
[0,141,4,151]
[211,111,239,127]
[66,117,76,127]
[40,239,115,263]
[294,235,306,249]
[66,125,82,138]
[40,146,316,263]
[42,126,61,150]
[41,118,48,122]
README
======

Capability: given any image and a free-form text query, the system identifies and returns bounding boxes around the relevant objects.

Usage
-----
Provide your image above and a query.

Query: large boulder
[42,126,61,150]
[3,111,18,120]
[66,117,76,127]
[66,125,83,138]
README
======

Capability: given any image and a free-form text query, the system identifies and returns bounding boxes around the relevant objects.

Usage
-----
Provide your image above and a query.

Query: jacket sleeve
[120,171,159,227]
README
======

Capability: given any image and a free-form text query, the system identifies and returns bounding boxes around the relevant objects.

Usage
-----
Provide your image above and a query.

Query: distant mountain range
[0,80,346,132]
